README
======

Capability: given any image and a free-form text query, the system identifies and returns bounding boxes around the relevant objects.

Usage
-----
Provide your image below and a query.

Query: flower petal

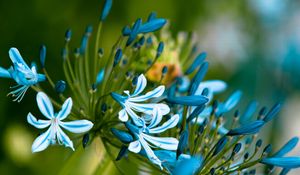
[57,97,73,120]
[148,106,163,129]
[60,120,93,133]
[27,112,50,129]
[128,140,142,153]
[36,92,54,119]
[195,80,227,95]
[31,127,52,153]
[0,67,11,78]
[118,108,129,122]
[129,85,165,102]
[139,136,162,169]
[132,74,147,96]
[149,114,179,134]
[142,134,178,150]
[125,105,145,127]
[9,48,30,70]
[56,127,74,150]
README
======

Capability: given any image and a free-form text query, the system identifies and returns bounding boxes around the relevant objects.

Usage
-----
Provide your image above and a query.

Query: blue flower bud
[258,106,267,119]
[65,29,72,42]
[260,157,300,169]
[263,103,281,123]
[256,139,262,148]
[61,48,67,60]
[213,136,227,156]
[201,88,209,96]
[39,45,46,68]
[80,35,88,54]
[189,62,209,95]
[85,25,93,36]
[126,18,142,46]
[176,129,189,159]
[162,66,168,75]
[166,95,208,106]
[147,12,157,22]
[125,122,141,134]
[55,80,66,93]
[187,105,205,123]
[240,100,258,125]
[244,152,249,160]
[185,52,207,75]
[232,143,242,156]
[273,137,299,157]
[146,36,153,45]
[138,18,167,34]
[122,26,131,36]
[96,69,105,85]
[138,36,145,46]
[156,42,164,58]
[111,128,133,143]
[82,133,89,148]
[101,103,107,113]
[263,144,272,155]
[113,48,122,67]
[132,76,138,86]
[116,145,128,161]
[227,120,265,136]
[100,0,113,21]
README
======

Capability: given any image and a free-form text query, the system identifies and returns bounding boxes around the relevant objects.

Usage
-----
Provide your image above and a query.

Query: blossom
[27,92,93,152]
[125,107,179,169]
[0,48,46,102]
[111,74,170,127]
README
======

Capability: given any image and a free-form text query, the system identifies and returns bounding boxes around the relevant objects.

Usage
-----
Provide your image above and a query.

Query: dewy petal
[132,74,147,96]
[142,134,178,150]
[56,97,73,120]
[56,127,74,151]
[9,48,30,70]
[128,140,142,153]
[59,120,93,134]
[129,85,165,102]
[36,92,54,119]
[27,112,50,129]
[118,108,129,122]
[31,127,52,153]
[148,106,163,129]
[149,114,179,134]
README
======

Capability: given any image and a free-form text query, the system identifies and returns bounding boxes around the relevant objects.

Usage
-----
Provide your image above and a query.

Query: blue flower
[111,74,170,127]
[125,108,179,169]
[27,92,93,152]
[0,48,46,102]
[260,157,300,169]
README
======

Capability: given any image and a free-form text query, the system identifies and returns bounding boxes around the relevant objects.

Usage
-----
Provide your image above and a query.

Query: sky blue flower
[125,108,179,169]
[111,74,170,127]
[0,48,46,102]
[27,92,93,152]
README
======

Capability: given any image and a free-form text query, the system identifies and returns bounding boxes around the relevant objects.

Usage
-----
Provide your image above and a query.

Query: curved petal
[129,86,165,102]
[60,120,93,134]
[31,127,52,153]
[132,74,147,96]
[57,97,73,120]
[56,127,74,150]
[0,67,11,78]
[148,107,163,129]
[149,114,179,134]
[9,48,30,70]
[36,92,54,119]
[118,108,129,122]
[142,134,178,150]
[196,80,227,95]
[127,102,154,114]
[139,136,162,169]
[125,105,145,127]
[27,112,50,129]
[128,140,141,153]
[223,91,242,112]
[156,103,170,115]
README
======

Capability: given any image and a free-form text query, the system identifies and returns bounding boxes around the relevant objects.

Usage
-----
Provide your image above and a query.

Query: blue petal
[111,128,133,143]
[223,90,242,112]
[148,106,163,129]
[125,105,145,127]
[138,18,167,34]
[128,140,141,153]
[142,134,178,150]
[27,112,50,129]
[240,100,258,125]
[195,80,227,99]
[149,114,179,134]
[56,97,73,120]
[227,120,265,136]
[189,62,209,95]
[37,73,46,82]
[100,0,113,21]
[263,103,281,123]
[132,74,147,96]
[273,137,299,157]
[31,127,52,153]
[59,120,93,133]
[166,95,208,106]
[0,67,11,78]
[185,52,207,75]
[260,157,300,169]
[9,48,30,70]
[129,85,165,102]
[138,136,162,169]
[56,127,74,150]
[36,92,54,119]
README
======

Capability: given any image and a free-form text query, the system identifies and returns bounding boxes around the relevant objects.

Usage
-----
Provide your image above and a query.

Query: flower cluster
[1,0,300,174]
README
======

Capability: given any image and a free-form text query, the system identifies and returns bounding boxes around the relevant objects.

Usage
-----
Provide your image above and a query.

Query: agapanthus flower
[27,92,93,152]
[111,74,170,127]
[0,48,46,102]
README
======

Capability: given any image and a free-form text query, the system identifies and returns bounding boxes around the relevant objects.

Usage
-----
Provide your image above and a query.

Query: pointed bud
[156,42,164,58]
[177,129,189,159]
[65,29,72,42]
[113,49,122,67]
[39,45,46,68]
[96,69,105,85]
[213,136,227,156]
[111,128,133,144]
[82,133,90,148]
[100,0,113,21]
[116,145,128,161]
[55,80,66,93]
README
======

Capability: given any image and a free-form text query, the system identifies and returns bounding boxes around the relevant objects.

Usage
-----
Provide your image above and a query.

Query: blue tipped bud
[156,42,164,58]
[132,76,138,86]
[166,95,208,106]
[61,48,67,60]
[113,49,122,67]
[139,18,167,34]
[147,12,157,22]
[126,18,142,46]
[263,144,272,155]
[263,103,281,123]
[227,120,265,136]
[80,35,88,54]
[185,52,207,75]
[85,25,93,36]
[39,45,46,68]
[111,128,133,144]
[100,0,113,21]
[55,80,66,93]
[273,137,299,157]
[162,66,168,75]
[213,136,227,156]
[82,133,89,148]
[232,143,242,156]
[138,36,145,46]
[240,100,258,125]
[96,69,105,85]
[65,29,72,42]
[146,37,153,45]
[189,62,209,95]
[187,105,205,123]
[261,157,300,169]
[116,145,128,161]
[177,129,189,159]
[101,103,107,113]
[122,26,131,36]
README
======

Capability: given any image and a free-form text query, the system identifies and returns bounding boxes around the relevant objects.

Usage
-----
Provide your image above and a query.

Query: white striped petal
[57,127,74,150]
[59,120,93,133]
[31,127,52,153]
[36,92,54,119]
[139,136,162,169]
[57,97,73,120]
[129,85,165,102]
[125,105,144,127]
[128,140,141,153]
[132,74,147,96]
[118,108,129,122]
[148,107,163,129]
[9,48,31,70]
[149,114,179,134]
[142,134,178,150]
[27,112,50,129]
